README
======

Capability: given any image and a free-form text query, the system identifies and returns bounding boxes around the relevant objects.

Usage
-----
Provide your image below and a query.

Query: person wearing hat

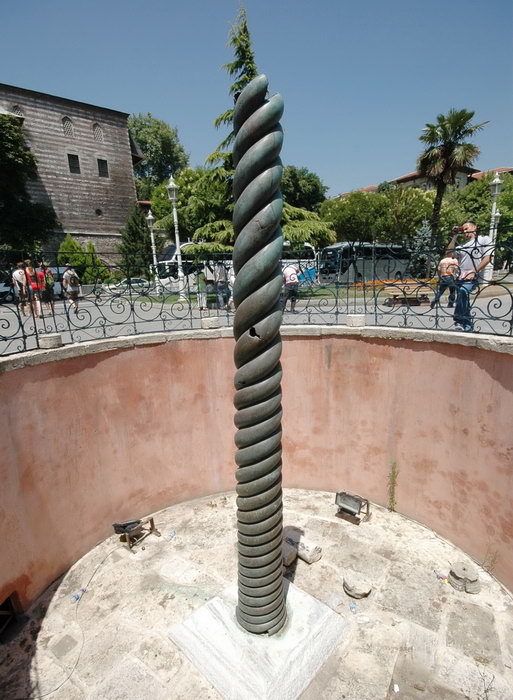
[62,262,80,314]
[39,261,55,314]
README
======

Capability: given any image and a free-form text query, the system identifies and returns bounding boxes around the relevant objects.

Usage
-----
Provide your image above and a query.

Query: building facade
[0,83,142,256]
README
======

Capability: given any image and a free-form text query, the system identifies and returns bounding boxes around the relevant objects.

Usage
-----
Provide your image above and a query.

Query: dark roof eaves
[0,82,130,118]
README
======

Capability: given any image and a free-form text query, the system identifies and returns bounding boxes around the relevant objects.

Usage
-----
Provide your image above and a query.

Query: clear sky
[1,0,512,196]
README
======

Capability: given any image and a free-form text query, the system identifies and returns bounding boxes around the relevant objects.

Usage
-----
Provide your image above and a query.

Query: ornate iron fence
[1,243,512,356]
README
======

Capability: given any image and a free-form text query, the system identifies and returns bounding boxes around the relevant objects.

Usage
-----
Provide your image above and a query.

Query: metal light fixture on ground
[335,491,371,524]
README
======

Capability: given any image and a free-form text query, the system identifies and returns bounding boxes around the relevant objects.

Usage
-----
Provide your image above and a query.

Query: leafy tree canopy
[442,172,513,244]
[57,235,108,283]
[128,113,189,199]
[319,192,388,242]
[0,114,58,249]
[184,203,336,250]
[377,187,433,243]
[282,203,336,247]
[281,165,328,212]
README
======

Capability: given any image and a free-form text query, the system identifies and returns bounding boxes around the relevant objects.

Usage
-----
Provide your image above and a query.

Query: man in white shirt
[282,263,300,313]
[12,262,28,316]
[62,263,80,314]
[448,222,492,332]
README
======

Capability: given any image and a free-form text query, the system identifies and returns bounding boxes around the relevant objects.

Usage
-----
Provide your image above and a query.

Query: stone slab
[169,582,349,700]
[345,314,366,327]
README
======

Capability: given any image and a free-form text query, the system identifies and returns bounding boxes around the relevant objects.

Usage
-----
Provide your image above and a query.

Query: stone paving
[1,489,512,699]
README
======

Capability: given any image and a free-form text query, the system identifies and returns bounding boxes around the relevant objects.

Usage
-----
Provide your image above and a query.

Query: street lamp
[146,209,162,295]
[482,172,503,283]
[166,175,187,302]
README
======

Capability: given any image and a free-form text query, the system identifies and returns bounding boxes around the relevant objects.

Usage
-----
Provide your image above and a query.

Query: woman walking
[24,260,42,318]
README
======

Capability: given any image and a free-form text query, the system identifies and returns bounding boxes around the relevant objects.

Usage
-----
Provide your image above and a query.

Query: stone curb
[1,324,512,374]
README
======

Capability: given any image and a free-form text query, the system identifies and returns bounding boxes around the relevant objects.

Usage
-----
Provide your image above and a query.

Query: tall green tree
[82,243,109,284]
[320,192,388,242]
[417,108,487,244]
[377,187,433,243]
[57,233,88,279]
[281,166,328,212]
[207,6,258,165]
[118,204,163,277]
[128,113,189,199]
[0,114,58,249]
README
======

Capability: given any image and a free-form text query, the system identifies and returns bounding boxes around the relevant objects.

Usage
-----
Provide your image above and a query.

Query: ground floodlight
[335,492,370,524]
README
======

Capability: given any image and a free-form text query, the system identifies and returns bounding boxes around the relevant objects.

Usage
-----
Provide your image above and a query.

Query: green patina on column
[231,75,286,635]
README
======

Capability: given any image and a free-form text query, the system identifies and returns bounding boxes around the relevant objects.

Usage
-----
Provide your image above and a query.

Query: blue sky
[2,0,512,196]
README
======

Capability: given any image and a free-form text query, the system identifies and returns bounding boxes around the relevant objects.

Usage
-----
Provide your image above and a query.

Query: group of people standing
[196,261,235,311]
[431,221,493,332]
[11,260,81,318]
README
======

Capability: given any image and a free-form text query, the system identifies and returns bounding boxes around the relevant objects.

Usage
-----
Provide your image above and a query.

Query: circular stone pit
[1,489,512,699]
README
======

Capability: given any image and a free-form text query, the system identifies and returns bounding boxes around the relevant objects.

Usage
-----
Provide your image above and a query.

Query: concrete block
[169,583,349,700]
[38,333,63,349]
[343,570,372,598]
[282,541,298,566]
[284,535,322,564]
[345,314,366,327]
[201,317,222,330]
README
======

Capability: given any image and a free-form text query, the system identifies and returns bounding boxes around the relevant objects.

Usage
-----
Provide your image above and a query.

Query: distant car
[0,280,15,303]
[103,277,152,295]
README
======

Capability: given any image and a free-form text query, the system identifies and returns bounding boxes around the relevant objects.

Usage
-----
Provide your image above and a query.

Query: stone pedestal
[201,316,221,329]
[38,333,63,349]
[345,314,366,327]
[169,582,349,699]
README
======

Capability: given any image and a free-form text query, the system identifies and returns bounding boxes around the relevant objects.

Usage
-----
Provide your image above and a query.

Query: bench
[383,283,432,307]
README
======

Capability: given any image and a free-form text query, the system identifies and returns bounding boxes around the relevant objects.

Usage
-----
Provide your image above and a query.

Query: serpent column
[231,75,287,635]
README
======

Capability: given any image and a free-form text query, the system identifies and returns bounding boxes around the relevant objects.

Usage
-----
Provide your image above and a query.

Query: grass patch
[388,461,399,512]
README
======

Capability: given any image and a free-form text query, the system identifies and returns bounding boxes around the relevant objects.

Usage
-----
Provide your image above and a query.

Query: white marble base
[169,582,349,700]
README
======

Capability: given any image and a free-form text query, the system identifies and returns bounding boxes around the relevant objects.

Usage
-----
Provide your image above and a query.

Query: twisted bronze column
[231,75,286,635]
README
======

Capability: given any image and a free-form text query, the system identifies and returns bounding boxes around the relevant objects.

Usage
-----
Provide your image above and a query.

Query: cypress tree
[207,7,258,165]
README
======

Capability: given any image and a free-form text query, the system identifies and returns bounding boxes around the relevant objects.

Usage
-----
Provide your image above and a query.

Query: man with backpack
[62,262,80,314]
[39,262,56,314]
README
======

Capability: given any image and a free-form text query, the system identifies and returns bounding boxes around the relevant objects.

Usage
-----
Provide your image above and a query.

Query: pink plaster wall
[1,334,512,609]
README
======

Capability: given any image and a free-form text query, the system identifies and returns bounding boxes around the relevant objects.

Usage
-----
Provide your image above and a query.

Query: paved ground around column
[1,489,512,699]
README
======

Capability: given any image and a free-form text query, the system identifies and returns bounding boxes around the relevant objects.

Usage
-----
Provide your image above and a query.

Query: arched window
[92,123,104,143]
[11,105,24,117]
[62,116,74,137]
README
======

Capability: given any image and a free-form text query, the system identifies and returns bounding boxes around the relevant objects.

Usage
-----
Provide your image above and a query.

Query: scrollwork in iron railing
[1,240,512,355]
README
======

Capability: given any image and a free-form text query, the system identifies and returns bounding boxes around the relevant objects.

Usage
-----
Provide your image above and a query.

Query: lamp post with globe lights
[482,172,503,284]
[166,175,187,302]
[145,209,162,295]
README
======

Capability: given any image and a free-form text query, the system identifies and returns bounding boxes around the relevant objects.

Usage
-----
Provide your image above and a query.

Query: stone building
[0,83,143,256]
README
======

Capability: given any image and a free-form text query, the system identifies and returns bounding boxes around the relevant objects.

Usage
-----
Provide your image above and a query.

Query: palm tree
[417,109,487,245]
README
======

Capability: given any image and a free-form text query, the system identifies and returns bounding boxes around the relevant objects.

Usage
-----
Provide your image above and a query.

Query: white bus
[318,242,410,284]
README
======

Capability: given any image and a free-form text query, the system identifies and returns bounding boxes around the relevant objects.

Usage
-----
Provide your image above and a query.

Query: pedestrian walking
[24,260,42,318]
[62,263,80,314]
[12,262,28,316]
[39,262,56,314]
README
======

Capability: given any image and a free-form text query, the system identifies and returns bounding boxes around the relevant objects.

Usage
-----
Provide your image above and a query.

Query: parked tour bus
[318,242,410,284]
